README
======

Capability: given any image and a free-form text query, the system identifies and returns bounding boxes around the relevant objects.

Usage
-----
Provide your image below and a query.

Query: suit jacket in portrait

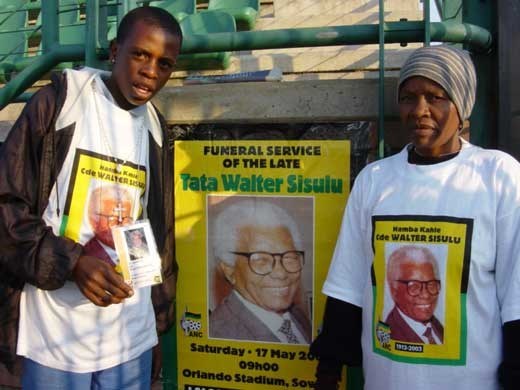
[209,292,312,344]
[385,306,444,344]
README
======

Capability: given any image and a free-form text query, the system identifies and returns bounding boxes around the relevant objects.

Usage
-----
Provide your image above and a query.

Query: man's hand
[72,255,133,306]
[151,343,163,384]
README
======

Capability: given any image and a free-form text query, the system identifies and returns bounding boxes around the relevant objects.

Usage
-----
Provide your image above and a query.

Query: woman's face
[399,76,462,157]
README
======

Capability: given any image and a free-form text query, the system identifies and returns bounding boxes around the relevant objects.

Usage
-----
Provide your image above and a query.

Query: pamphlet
[111,219,163,288]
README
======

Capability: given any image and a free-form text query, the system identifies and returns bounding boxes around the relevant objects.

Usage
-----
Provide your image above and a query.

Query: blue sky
[430,2,441,21]
[419,1,442,21]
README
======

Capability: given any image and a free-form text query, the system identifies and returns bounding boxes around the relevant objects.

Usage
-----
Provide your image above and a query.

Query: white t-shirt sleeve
[322,169,372,307]
[494,154,520,324]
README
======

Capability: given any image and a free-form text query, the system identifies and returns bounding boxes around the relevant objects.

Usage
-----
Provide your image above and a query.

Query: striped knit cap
[398,45,477,121]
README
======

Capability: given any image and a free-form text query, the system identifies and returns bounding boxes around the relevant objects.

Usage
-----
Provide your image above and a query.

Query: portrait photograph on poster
[206,195,314,345]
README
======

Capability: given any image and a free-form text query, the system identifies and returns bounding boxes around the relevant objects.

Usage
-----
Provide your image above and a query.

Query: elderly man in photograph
[209,199,311,344]
[385,245,444,344]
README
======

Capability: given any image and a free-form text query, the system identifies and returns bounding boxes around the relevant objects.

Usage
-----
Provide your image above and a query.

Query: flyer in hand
[112,219,163,288]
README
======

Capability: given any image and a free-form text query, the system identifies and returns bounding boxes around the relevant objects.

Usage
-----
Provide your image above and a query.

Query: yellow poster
[371,216,473,364]
[174,140,350,389]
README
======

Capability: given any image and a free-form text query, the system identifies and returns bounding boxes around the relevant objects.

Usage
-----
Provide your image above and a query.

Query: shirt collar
[233,291,305,343]
[397,307,440,344]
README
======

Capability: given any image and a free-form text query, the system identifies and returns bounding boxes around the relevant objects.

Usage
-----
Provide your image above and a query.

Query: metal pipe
[0,20,493,109]
[0,45,84,109]
[424,0,431,45]
[378,0,385,159]
[40,0,59,54]
[179,21,492,54]
[0,20,492,59]
[86,0,108,69]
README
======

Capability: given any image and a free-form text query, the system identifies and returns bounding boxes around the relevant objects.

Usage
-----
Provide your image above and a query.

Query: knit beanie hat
[398,45,477,121]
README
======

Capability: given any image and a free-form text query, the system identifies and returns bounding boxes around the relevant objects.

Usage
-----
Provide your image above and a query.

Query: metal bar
[177,21,492,54]
[86,0,108,68]
[0,45,84,109]
[40,0,59,54]
[12,92,33,103]
[0,20,493,109]
[2,20,492,55]
[378,0,385,159]
[424,0,431,45]
[461,0,497,149]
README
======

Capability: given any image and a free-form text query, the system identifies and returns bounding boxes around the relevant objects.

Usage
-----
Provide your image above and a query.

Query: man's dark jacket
[0,72,177,381]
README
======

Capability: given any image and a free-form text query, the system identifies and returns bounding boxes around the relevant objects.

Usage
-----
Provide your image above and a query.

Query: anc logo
[376,320,392,350]
[180,307,202,337]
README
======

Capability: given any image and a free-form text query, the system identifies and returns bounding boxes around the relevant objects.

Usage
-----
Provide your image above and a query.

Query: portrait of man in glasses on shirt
[385,245,444,344]
[208,197,312,344]
[82,185,135,264]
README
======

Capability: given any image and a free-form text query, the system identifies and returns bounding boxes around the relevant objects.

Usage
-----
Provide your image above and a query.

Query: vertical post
[161,328,178,390]
[86,0,109,69]
[377,0,385,159]
[462,0,496,149]
[347,366,364,390]
[424,0,431,46]
[439,0,496,148]
[41,0,59,53]
[118,0,139,22]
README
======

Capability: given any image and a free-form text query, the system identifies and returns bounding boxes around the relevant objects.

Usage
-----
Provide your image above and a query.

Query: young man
[0,6,182,389]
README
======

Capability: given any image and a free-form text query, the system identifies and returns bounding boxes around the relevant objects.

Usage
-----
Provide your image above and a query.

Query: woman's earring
[110,58,115,64]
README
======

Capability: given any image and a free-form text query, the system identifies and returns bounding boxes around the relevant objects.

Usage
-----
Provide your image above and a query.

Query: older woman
[311,45,520,390]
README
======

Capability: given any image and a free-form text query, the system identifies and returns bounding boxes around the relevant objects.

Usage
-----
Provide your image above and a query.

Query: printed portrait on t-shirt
[382,244,446,345]
[59,149,146,265]
[371,216,473,365]
[206,195,313,345]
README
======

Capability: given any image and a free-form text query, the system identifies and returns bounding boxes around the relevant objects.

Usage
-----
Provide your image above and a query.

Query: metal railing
[0,0,492,110]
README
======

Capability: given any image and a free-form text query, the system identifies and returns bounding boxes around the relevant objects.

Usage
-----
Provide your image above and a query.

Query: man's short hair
[386,245,439,283]
[116,6,183,45]
[212,199,303,267]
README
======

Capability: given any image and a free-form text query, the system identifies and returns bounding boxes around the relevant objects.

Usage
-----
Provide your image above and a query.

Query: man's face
[88,193,133,248]
[107,20,181,110]
[130,231,144,247]
[390,261,439,323]
[222,225,302,314]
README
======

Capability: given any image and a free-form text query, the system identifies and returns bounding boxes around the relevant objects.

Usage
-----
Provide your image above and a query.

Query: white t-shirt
[323,140,520,390]
[17,69,160,373]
